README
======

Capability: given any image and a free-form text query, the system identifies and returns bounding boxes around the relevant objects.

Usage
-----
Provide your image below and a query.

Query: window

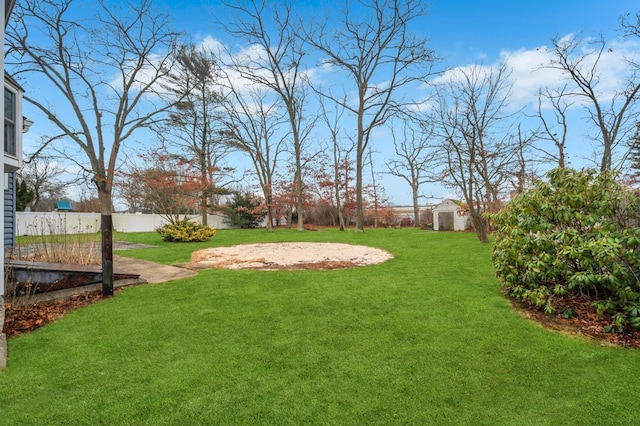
[4,87,16,157]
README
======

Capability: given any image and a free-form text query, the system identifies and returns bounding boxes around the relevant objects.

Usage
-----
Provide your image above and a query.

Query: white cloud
[430,63,494,86]
[499,46,561,107]
[429,34,640,116]
[500,36,640,110]
[235,43,268,64]
[197,35,224,54]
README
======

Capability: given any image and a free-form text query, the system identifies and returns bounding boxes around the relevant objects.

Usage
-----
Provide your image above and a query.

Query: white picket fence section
[15,212,233,236]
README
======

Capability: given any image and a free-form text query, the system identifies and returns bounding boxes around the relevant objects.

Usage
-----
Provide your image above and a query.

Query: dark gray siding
[4,173,15,247]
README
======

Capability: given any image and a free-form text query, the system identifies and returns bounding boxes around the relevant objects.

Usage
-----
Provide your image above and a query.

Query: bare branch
[303,0,437,230]
[547,33,640,171]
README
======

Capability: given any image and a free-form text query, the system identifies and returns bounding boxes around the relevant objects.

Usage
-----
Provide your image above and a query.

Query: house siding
[4,172,15,247]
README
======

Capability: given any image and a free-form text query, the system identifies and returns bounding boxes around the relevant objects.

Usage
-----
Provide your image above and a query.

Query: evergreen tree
[16,179,34,211]
[222,192,267,228]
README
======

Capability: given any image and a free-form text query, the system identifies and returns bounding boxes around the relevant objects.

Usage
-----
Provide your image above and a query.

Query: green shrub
[156,219,217,242]
[489,168,640,332]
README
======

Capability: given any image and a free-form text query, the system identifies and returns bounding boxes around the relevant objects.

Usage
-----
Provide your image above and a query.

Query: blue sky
[427,1,634,62]
[154,0,640,204]
[17,0,640,206]
[156,0,637,66]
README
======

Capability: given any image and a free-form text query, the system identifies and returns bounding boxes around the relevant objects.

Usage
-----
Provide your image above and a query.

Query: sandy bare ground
[188,242,394,270]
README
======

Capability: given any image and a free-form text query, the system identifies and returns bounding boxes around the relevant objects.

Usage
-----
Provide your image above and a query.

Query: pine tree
[222,192,267,228]
[16,179,34,211]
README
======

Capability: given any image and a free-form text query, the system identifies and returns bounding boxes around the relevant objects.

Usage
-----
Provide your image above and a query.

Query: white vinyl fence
[15,212,233,236]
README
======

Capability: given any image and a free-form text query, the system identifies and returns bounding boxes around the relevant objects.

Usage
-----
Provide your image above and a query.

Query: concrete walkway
[20,257,197,304]
[113,256,197,284]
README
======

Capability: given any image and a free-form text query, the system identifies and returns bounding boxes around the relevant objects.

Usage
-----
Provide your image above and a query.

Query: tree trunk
[286,206,293,229]
[99,191,114,297]
[601,142,612,172]
[295,168,304,231]
[264,191,274,231]
[333,138,346,231]
[265,207,274,231]
[200,195,208,226]
[412,185,420,227]
[471,211,489,244]
[201,169,208,226]
[335,185,346,232]
[355,148,365,232]
[369,149,378,228]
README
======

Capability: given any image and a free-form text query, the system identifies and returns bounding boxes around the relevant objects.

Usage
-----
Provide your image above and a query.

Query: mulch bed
[510,292,640,348]
[3,291,103,338]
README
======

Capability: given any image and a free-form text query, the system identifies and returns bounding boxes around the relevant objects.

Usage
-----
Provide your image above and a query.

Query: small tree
[535,86,572,168]
[16,180,34,211]
[432,63,520,243]
[317,96,355,230]
[121,150,207,224]
[386,118,438,227]
[222,192,267,228]
[220,82,287,231]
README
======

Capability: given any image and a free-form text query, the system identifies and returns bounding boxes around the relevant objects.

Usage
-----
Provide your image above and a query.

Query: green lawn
[2,228,639,425]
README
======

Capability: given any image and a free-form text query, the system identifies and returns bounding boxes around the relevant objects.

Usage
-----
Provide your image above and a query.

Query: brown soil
[3,290,104,338]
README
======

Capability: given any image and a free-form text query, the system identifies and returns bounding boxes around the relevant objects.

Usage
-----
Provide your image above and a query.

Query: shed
[432,199,470,231]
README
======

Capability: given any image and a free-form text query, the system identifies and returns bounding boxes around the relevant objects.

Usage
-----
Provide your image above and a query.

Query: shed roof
[56,201,72,211]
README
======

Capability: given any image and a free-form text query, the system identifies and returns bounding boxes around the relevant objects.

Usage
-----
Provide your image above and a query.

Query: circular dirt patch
[188,242,393,270]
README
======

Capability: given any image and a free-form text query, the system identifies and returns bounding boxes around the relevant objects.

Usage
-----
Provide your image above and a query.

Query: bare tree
[6,0,179,296]
[218,0,314,231]
[161,44,233,225]
[220,79,288,231]
[386,118,438,227]
[432,63,518,243]
[305,0,437,232]
[318,96,355,231]
[18,156,70,212]
[621,11,640,40]
[535,86,572,168]
[510,124,538,194]
[547,34,640,171]
[366,147,381,228]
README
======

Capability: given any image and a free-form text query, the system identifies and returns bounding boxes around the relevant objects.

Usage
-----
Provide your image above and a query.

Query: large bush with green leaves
[490,168,640,332]
[156,218,216,242]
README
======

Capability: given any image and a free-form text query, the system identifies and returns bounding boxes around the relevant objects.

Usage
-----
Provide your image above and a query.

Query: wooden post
[101,214,114,297]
